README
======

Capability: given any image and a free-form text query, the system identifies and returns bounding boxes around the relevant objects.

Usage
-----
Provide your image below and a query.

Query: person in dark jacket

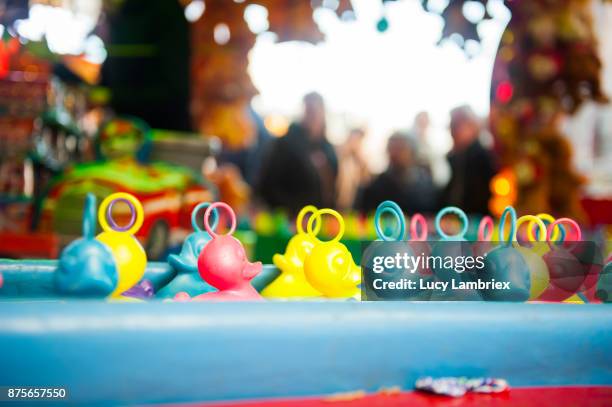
[357,132,438,214]
[257,92,338,214]
[443,105,496,215]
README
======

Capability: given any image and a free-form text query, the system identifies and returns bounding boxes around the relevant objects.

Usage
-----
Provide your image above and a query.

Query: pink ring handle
[203,202,236,238]
[410,213,427,241]
[547,217,581,248]
[478,216,494,241]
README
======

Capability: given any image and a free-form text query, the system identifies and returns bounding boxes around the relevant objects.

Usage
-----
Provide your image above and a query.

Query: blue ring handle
[435,206,468,240]
[191,202,218,233]
[535,222,566,243]
[499,206,516,246]
[83,193,97,239]
[374,200,405,241]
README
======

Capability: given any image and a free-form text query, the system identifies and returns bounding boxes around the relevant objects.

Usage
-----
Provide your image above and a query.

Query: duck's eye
[235,247,245,260]
[303,242,315,254]
[301,246,314,257]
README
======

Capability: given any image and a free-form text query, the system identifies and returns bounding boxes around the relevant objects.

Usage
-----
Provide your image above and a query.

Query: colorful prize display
[2,192,605,304]
[95,192,147,298]
[1,5,610,403]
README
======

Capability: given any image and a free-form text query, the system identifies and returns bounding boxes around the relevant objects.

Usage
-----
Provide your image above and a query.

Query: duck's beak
[168,253,198,274]
[243,261,262,280]
[273,253,288,269]
[273,254,297,274]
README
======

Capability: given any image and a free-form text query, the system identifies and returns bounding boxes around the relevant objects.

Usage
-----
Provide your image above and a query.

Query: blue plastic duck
[55,193,118,297]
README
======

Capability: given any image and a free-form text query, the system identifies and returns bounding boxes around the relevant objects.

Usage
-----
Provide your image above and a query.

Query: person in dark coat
[443,105,496,215]
[357,132,438,214]
[257,92,338,214]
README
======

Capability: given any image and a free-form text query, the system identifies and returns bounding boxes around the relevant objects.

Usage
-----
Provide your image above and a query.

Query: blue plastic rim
[0,301,610,405]
[374,200,405,241]
[499,206,516,246]
[191,202,218,233]
[435,206,468,240]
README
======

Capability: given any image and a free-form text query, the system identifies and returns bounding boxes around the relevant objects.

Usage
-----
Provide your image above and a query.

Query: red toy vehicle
[37,158,215,259]
[35,118,216,259]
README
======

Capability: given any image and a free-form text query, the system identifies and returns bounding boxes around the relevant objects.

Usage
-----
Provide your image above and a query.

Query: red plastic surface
[183,386,612,407]
[0,231,59,258]
[581,198,612,225]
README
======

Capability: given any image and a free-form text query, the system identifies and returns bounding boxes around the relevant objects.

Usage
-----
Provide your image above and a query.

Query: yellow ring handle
[307,208,345,243]
[515,215,546,242]
[527,213,560,241]
[296,205,321,235]
[98,192,144,235]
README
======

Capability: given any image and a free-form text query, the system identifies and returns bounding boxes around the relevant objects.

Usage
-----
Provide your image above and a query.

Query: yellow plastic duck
[518,214,584,303]
[262,206,322,298]
[513,215,550,300]
[303,208,361,299]
[96,192,147,300]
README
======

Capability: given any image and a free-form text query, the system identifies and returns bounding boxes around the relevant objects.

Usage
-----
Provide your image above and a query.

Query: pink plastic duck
[175,202,263,302]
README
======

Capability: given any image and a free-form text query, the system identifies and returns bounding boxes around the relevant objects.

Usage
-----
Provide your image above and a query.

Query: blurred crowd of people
[232,92,497,216]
